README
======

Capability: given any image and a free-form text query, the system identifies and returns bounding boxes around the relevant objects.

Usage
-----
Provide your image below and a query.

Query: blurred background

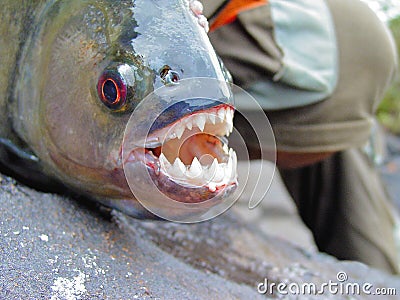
[363,1,400,212]
[366,0,400,133]
[362,0,400,21]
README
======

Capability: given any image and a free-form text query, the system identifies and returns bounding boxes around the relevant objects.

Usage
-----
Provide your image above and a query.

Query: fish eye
[97,71,127,110]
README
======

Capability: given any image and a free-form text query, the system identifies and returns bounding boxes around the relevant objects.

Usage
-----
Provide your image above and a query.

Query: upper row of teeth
[168,107,234,140]
[159,149,237,192]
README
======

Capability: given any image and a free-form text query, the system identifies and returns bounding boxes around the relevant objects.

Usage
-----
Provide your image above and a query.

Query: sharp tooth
[226,154,233,178]
[169,158,186,178]
[226,108,233,122]
[175,122,185,139]
[208,182,217,192]
[232,150,237,171]
[186,157,202,178]
[228,120,234,133]
[159,153,171,169]
[208,113,216,125]
[230,150,237,180]
[226,109,234,135]
[223,144,229,154]
[226,121,233,137]
[213,162,225,182]
[185,116,193,130]
[217,108,225,123]
[194,114,206,132]
[204,158,218,180]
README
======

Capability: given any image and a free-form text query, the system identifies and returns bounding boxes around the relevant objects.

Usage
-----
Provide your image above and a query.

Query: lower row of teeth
[158,150,237,192]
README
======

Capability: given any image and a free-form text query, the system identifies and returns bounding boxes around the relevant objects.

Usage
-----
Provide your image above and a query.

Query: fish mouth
[124,103,237,203]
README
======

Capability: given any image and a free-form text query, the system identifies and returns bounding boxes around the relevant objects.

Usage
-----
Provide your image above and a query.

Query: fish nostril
[159,65,180,85]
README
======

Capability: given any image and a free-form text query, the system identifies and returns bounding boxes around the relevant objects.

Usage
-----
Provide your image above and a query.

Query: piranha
[0,0,237,218]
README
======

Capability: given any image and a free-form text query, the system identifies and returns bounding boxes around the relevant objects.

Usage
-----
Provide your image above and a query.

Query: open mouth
[125,103,238,203]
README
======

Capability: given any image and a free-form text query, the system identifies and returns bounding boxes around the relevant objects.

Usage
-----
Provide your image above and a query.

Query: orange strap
[210,0,268,32]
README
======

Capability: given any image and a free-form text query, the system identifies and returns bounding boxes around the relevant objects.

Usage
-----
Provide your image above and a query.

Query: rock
[0,173,399,299]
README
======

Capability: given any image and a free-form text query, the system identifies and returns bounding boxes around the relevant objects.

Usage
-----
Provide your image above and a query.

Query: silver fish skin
[0,0,233,218]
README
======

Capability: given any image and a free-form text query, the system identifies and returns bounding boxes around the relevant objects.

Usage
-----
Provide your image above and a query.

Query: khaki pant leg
[210,0,400,274]
[279,148,400,274]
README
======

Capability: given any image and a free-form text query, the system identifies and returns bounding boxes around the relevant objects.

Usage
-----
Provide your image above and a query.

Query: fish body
[0,0,237,218]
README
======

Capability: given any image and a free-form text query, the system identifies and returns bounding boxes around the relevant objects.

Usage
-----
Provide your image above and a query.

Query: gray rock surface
[1,173,400,299]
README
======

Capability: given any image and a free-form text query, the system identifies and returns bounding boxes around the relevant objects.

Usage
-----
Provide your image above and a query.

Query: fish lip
[144,103,234,147]
[123,104,238,203]
[146,98,231,135]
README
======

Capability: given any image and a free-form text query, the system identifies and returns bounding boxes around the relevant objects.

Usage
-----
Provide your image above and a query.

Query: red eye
[97,71,127,110]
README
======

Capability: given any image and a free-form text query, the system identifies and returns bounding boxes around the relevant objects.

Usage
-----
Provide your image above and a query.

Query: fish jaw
[123,103,238,204]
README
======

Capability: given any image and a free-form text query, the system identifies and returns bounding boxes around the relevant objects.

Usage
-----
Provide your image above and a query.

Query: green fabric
[206,0,338,110]
[206,0,397,153]
[269,0,337,93]
[252,0,338,110]
[265,0,397,153]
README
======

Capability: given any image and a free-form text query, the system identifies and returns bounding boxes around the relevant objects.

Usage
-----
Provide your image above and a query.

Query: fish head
[14,0,237,219]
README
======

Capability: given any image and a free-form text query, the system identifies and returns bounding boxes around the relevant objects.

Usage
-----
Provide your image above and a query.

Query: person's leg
[212,0,400,273]
[279,147,400,274]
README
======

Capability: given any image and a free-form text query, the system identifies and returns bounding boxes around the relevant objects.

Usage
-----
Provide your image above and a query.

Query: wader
[204,0,400,273]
